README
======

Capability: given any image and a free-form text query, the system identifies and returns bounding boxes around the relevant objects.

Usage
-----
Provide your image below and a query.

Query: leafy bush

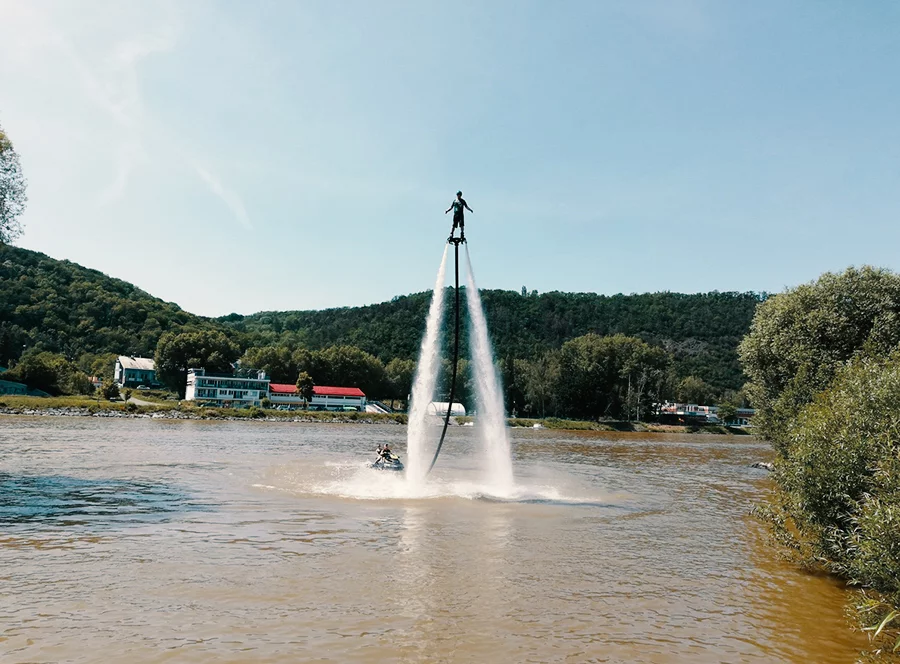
[774,353,900,653]
[101,382,120,400]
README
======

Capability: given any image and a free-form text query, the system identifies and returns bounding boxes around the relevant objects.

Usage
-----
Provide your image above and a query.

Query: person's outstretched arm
[464,200,473,213]
[445,203,453,214]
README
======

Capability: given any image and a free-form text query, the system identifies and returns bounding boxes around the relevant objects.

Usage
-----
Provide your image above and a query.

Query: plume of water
[405,245,449,482]
[464,246,514,491]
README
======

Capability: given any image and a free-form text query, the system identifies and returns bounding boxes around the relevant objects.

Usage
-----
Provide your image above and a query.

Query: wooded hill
[0,244,763,393]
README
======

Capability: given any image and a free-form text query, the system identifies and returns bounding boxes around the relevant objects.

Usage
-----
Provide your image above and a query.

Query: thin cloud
[193,164,254,230]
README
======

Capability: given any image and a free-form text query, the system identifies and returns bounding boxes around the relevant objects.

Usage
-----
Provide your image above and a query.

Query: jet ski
[371,451,404,472]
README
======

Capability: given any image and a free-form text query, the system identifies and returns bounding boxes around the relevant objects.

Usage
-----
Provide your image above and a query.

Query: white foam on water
[464,247,515,492]
[405,245,449,484]
[259,459,612,505]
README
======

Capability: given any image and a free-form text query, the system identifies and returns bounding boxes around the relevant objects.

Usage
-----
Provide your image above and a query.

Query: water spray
[427,236,465,475]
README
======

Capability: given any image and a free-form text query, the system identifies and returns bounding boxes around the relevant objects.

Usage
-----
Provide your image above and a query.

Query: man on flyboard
[445,190,473,242]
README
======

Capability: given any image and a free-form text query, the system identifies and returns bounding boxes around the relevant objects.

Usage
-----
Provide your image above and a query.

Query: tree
[239,345,296,383]
[0,124,27,244]
[296,371,314,404]
[739,266,900,448]
[676,375,714,405]
[516,351,560,418]
[101,382,120,400]
[5,350,93,395]
[556,333,672,420]
[715,401,738,424]
[155,329,240,397]
[297,345,388,398]
[385,357,415,407]
[77,352,117,383]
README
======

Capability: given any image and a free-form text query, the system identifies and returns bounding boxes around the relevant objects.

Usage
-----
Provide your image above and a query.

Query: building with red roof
[268,383,367,411]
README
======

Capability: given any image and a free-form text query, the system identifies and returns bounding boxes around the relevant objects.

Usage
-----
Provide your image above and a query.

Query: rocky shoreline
[0,406,404,424]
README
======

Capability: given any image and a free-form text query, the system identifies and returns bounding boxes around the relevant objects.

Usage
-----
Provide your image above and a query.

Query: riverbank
[0,396,754,435]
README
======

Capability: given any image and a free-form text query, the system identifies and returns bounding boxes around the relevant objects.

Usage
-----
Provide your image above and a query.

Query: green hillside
[0,244,215,365]
[0,243,763,393]
[218,289,764,392]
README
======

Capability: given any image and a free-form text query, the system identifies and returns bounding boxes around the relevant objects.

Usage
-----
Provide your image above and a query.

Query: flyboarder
[445,190,473,242]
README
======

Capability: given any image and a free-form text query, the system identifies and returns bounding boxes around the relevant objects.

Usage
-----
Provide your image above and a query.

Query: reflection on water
[0,417,867,663]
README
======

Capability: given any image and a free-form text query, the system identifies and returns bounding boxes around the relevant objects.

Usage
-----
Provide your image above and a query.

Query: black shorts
[453,215,464,228]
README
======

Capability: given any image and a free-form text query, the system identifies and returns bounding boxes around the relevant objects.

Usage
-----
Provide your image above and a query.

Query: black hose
[427,238,462,475]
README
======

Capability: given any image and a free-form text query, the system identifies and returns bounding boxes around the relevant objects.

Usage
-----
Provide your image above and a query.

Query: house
[185,368,269,407]
[266,383,367,411]
[0,379,28,396]
[115,356,157,387]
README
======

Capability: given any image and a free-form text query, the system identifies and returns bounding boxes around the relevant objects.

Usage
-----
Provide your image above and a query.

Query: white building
[115,356,157,387]
[427,402,467,417]
[267,383,367,411]
[185,368,269,407]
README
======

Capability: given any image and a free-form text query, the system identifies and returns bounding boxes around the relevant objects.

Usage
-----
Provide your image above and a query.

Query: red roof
[267,383,365,398]
[269,383,298,394]
[314,385,365,397]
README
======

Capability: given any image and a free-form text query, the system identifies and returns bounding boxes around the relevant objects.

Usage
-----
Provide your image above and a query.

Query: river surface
[0,417,865,663]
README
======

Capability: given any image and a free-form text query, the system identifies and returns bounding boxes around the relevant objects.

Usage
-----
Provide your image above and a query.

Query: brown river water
[0,417,866,663]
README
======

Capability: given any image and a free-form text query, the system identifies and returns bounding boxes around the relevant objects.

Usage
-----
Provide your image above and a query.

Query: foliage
[220,288,763,394]
[101,382,120,400]
[154,329,240,397]
[676,375,715,405]
[715,400,738,423]
[555,333,671,420]
[385,357,415,403]
[4,350,93,395]
[295,371,314,401]
[296,344,387,397]
[0,244,216,366]
[0,124,27,244]
[740,266,900,449]
[77,352,118,383]
[239,345,296,383]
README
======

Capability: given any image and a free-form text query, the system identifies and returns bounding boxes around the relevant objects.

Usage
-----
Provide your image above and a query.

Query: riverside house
[185,368,270,408]
[114,356,158,387]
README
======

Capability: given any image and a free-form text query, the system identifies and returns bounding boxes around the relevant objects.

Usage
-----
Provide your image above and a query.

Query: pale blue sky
[1,1,898,317]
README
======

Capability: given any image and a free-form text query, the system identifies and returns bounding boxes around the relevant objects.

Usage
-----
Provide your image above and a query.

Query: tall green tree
[385,357,415,406]
[240,345,296,383]
[556,333,671,420]
[676,375,714,405]
[739,266,900,448]
[155,329,240,397]
[296,371,314,403]
[296,344,387,398]
[0,124,27,244]
[5,350,93,395]
[516,351,560,418]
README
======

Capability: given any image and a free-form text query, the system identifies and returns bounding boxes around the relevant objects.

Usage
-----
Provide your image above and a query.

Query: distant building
[184,368,269,408]
[659,402,755,427]
[115,356,157,387]
[266,383,367,411]
[427,402,467,417]
[0,379,28,396]
[268,383,306,409]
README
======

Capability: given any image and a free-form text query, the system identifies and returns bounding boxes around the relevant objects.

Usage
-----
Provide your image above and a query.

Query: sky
[1,1,899,317]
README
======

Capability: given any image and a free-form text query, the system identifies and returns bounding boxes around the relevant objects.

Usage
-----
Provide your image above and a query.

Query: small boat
[371,452,404,472]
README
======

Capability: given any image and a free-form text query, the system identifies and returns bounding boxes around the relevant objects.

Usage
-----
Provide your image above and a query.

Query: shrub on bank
[772,353,900,655]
